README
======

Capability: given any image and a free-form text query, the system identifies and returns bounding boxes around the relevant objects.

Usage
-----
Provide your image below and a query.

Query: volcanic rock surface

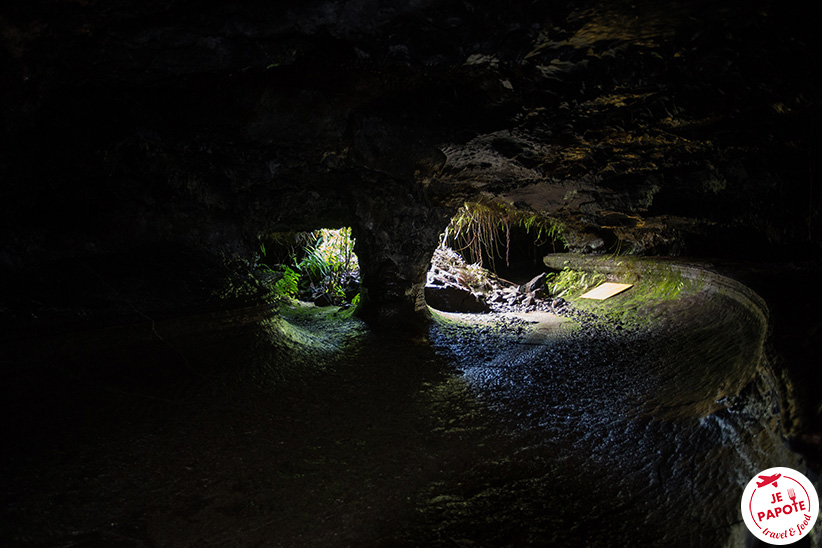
[1,0,821,454]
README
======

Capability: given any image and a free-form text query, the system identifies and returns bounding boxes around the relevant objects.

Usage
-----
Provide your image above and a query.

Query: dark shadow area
[3,257,817,547]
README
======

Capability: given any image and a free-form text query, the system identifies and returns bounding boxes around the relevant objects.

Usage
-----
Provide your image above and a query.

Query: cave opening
[257,227,361,309]
[424,201,567,314]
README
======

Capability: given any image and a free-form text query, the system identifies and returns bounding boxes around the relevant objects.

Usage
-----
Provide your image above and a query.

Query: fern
[274,266,300,298]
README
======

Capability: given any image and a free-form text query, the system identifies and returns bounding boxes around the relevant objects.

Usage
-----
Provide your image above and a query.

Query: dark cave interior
[2,0,822,546]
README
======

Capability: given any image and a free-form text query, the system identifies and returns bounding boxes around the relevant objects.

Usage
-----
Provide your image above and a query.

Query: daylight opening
[425,202,567,314]
[257,228,360,307]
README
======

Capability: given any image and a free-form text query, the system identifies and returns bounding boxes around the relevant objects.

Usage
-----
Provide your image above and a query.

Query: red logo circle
[741,467,819,545]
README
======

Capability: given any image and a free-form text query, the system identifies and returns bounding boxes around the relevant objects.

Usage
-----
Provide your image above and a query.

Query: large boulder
[424,284,490,314]
[519,272,548,294]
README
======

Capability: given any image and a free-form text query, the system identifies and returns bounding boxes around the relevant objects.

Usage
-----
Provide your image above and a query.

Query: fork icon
[788,488,797,504]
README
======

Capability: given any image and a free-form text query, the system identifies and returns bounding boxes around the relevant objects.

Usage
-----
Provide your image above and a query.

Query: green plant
[298,246,333,282]
[297,228,359,287]
[284,227,361,305]
[273,266,300,298]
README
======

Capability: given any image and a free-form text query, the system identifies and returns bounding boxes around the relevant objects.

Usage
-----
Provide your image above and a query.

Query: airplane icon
[757,473,781,488]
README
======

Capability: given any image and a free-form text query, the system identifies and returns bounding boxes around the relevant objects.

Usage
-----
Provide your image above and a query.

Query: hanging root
[444,202,566,273]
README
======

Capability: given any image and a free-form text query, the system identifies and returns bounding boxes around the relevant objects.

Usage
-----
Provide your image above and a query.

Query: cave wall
[1,0,821,324]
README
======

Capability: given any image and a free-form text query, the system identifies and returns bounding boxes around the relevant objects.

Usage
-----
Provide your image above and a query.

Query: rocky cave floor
[3,275,817,547]
[2,0,821,543]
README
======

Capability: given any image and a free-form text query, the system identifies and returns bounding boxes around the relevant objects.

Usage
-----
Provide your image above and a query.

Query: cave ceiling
[1,0,820,260]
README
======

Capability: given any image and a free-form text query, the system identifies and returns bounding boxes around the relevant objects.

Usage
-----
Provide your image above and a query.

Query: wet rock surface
[420,286,810,546]
[2,265,819,547]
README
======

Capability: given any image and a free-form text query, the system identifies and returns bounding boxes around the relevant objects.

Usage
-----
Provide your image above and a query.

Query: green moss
[278,298,363,325]
[545,255,704,327]
[427,307,463,327]
[335,294,361,320]
[545,268,607,298]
